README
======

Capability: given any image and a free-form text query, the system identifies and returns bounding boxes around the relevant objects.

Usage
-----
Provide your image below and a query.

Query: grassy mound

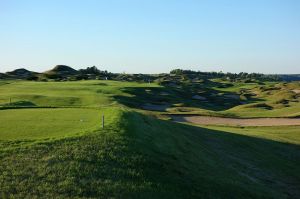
[1,109,299,198]
[5,68,36,79]
[44,65,78,78]
[243,102,273,110]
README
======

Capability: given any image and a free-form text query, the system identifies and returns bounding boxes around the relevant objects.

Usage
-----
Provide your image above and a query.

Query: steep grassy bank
[1,109,299,198]
[0,109,151,198]
[129,113,300,198]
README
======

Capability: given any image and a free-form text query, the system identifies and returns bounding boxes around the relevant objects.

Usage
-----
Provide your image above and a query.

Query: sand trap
[292,89,300,94]
[171,115,300,126]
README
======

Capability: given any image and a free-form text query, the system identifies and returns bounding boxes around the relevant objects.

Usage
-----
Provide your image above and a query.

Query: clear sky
[0,0,299,74]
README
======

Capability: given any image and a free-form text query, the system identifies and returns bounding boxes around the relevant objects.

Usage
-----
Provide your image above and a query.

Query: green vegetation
[0,80,158,107]
[0,79,299,198]
[3,65,290,81]
[1,110,299,198]
[222,82,300,117]
[0,108,108,141]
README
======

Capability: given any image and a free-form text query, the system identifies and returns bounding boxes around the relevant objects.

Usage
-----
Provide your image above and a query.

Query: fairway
[0,80,159,107]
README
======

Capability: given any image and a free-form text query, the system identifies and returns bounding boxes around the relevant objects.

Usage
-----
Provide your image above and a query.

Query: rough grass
[1,110,300,198]
[225,101,300,118]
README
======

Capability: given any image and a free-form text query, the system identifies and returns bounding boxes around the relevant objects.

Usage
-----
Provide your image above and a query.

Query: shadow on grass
[3,100,37,107]
[126,112,300,198]
[113,85,263,111]
[0,111,299,198]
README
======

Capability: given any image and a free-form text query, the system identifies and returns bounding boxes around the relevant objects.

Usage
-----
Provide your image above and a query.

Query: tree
[79,66,101,75]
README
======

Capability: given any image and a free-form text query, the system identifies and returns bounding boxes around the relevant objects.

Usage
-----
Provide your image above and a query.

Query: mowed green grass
[0,108,115,140]
[0,80,159,107]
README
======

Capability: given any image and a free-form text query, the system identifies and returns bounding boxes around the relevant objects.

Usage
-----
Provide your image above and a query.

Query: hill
[43,65,78,79]
[5,68,38,79]
[0,73,8,79]
[50,65,78,74]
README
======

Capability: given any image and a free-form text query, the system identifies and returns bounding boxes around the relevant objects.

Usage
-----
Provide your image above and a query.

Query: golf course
[1,0,300,197]
[0,79,299,198]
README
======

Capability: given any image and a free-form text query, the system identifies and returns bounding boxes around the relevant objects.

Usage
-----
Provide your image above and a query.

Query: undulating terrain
[0,79,300,198]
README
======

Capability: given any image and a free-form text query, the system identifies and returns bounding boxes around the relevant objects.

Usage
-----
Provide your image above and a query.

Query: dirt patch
[292,89,300,94]
[171,115,300,126]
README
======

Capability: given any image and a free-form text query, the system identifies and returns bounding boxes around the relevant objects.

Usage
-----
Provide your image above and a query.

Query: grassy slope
[224,102,300,118]
[1,109,299,198]
[221,82,300,118]
[129,114,300,198]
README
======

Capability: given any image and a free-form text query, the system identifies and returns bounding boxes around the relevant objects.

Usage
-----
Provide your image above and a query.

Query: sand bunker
[292,89,300,94]
[171,115,300,126]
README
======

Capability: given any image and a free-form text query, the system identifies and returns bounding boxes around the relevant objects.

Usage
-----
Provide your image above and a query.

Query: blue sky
[0,0,299,74]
